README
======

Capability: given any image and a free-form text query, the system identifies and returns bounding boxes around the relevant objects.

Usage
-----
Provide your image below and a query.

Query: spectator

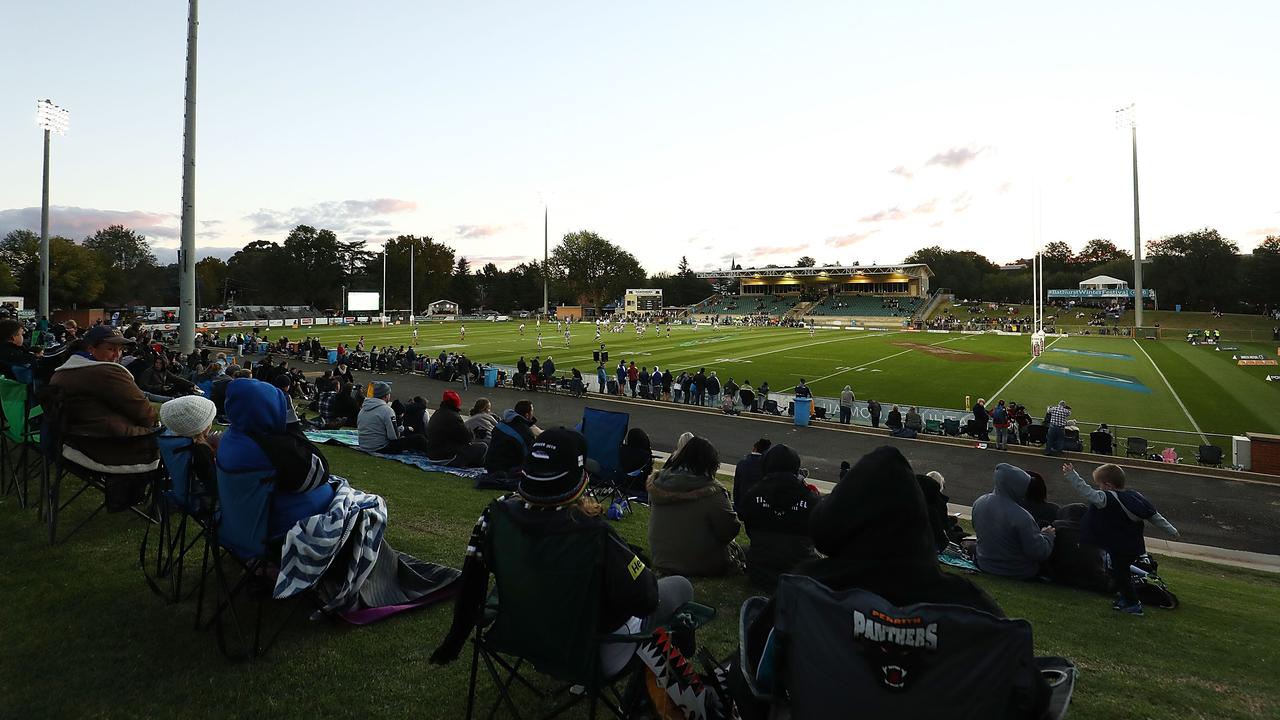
[693,368,708,406]
[616,361,628,396]
[334,361,355,386]
[464,398,499,440]
[425,390,488,467]
[627,361,639,397]
[1044,401,1071,456]
[917,470,961,552]
[866,398,881,428]
[618,427,655,497]
[1021,471,1060,527]
[596,363,608,393]
[904,406,924,433]
[314,369,337,394]
[400,395,429,436]
[646,436,741,577]
[674,431,694,453]
[158,394,220,495]
[737,444,820,589]
[431,428,693,679]
[839,385,854,424]
[358,381,430,455]
[49,326,159,472]
[885,404,903,430]
[992,399,1011,450]
[972,398,990,441]
[757,380,769,410]
[661,368,673,400]
[637,366,651,398]
[706,371,721,407]
[0,319,37,381]
[731,437,771,513]
[738,380,756,413]
[484,400,539,477]
[972,463,1056,579]
[1046,503,1113,594]
[318,381,357,428]
[1062,462,1178,615]
[794,378,811,398]
[650,365,663,399]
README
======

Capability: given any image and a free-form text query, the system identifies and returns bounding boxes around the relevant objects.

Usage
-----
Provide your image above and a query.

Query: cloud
[455,224,504,239]
[150,245,243,264]
[912,198,938,214]
[924,146,988,169]
[951,192,973,213]
[243,198,417,236]
[860,207,907,223]
[890,165,914,180]
[748,244,810,257]
[0,205,179,240]
[200,219,223,228]
[1247,226,1278,237]
[825,229,878,248]
[469,254,533,270]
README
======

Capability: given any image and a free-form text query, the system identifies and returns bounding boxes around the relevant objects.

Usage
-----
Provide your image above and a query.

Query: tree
[84,225,159,304]
[227,240,289,304]
[548,231,646,310]
[278,225,349,308]
[1145,228,1241,311]
[1039,241,1075,273]
[0,230,39,305]
[449,257,479,311]
[1076,238,1130,269]
[1243,236,1280,310]
[374,235,455,313]
[677,256,692,277]
[195,257,230,306]
[796,256,817,267]
[904,246,999,300]
[50,237,105,307]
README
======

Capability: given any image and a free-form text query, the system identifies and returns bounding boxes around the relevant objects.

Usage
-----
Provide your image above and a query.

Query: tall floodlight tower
[542,204,549,317]
[1116,104,1143,329]
[36,100,69,322]
[178,0,200,353]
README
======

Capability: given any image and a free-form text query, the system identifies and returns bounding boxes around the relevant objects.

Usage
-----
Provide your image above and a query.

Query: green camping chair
[466,500,651,719]
[924,418,944,435]
[0,377,43,509]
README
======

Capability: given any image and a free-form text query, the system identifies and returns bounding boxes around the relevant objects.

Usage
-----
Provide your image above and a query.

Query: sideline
[1131,339,1209,445]
[987,335,1063,401]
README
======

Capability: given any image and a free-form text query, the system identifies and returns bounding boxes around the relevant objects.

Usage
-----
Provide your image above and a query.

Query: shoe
[1111,596,1127,610]
[1117,602,1144,616]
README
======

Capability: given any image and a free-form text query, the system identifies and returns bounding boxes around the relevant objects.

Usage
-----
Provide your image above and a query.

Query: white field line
[789,335,975,390]
[724,330,902,363]
[1131,339,1209,444]
[987,334,1063,401]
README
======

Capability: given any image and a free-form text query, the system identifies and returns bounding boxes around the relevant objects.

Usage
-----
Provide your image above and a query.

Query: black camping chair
[1125,437,1149,458]
[1089,431,1114,455]
[1196,444,1223,467]
[1025,424,1048,446]
[942,418,961,437]
[37,386,161,545]
[738,575,1076,719]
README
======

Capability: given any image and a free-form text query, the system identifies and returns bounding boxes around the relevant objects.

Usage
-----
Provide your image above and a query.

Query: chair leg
[466,638,481,720]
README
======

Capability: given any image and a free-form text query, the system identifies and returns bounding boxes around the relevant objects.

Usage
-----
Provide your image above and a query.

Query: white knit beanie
[160,396,217,438]
[926,470,945,490]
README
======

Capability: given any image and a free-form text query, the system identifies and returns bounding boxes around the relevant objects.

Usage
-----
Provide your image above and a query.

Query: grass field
[3,446,1278,719]
[271,320,1279,452]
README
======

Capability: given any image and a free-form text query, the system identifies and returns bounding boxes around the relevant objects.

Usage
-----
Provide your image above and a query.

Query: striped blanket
[303,429,486,480]
[274,479,460,619]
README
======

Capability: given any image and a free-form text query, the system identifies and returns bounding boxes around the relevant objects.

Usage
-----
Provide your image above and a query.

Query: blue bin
[793,397,812,427]
[257,342,268,354]
[484,367,499,388]
[327,349,338,364]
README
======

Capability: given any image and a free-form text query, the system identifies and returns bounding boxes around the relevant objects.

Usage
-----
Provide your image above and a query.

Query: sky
[3,1,1279,274]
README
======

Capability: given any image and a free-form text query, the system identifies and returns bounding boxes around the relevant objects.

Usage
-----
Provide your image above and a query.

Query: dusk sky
[3,1,1278,273]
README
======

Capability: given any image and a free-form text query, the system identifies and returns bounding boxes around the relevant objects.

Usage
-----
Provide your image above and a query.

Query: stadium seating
[806,295,924,318]
[696,294,799,317]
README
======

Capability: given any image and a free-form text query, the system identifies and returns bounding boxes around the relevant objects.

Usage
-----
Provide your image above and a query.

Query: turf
[1117,309,1280,341]
[3,445,1277,719]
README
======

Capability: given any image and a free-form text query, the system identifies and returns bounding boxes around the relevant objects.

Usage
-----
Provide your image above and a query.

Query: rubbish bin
[484,367,499,388]
[793,397,812,427]
[258,342,268,354]
[327,349,338,364]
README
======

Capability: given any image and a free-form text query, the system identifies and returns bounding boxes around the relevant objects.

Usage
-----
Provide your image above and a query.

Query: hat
[160,395,217,438]
[519,428,589,507]
[84,325,130,345]
[442,390,462,410]
[371,381,392,399]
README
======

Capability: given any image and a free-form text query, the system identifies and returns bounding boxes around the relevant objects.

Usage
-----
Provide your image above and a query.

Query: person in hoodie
[402,395,430,436]
[737,444,821,589]
[49,325,159,471]
[1046,503,1113,594]
[483,400,539,477]
[972,463,1056,579]
[646,436,741,577]
[424,390,488,467]
[218,378,335,538]
[358,381,431,454]
[617,427,655,497]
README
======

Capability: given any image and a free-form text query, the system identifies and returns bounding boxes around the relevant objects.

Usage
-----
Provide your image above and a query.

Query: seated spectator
[358,381,431,455]
[737,444,820,589]
[431,428,693,678]
[1046,503,1112,594]
[904,406,924,432]
[972,463,1056,579]
[159,394,221,498]
[1021,471,1060,527]
[424,390,488,467]
[917,470,963,552]
[49,326,159,472]
[318,381,359,428]
[463,398,499,440]
[217,379,335,536]
[731,437,771,513]
[885,404,903,430]
[0,319,37,381]
[646,436,741,577]
[484,400,538,477]
[402,395,430,436]
[617,427,655,496]
[314,370,337,394]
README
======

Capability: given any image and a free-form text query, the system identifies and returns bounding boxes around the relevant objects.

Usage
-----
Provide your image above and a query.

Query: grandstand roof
[695,263,933,279]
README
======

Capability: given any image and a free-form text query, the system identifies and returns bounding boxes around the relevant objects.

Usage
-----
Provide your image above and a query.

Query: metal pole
[178,0,199,353]
[381,249,387,326]
[409,242,414,322]
[542,205,548,316]
[1131,122,1144,329]
[39,129,50,320]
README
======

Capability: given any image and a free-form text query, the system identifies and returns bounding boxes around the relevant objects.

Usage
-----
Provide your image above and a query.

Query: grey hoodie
[357,396,399,452]
[971,463,1055,579]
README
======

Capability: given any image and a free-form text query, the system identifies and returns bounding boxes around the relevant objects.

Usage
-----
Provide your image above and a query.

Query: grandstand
[694,263,933,326]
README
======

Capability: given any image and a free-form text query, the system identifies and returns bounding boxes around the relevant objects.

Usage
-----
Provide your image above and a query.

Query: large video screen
[347,291,380,312]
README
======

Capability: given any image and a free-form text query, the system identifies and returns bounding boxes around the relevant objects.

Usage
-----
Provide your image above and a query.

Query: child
[1062,462,1178,615]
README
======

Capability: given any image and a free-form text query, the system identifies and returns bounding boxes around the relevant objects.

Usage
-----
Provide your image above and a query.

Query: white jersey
[537,336,543,349]
[519,323,526,335]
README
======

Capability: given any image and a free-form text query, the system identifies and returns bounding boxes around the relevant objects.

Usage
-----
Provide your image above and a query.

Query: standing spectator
[723,377,739,405]
[627,361,639,397]
[1045,401,1072,456]
[650,365,663,399]
[737,444,820,589]
[646,437,741,577]
[867,398,882,428]
[596,363,608,393]
[706,371,721,408]
[972,463,1056,579]
[637,366,651,398]
[992,399,1011,450]
[839,385,855,424]
[757,380,770,411]
[793,378,811,398]
[972,397,990,441]
[661,368,673,401]
[693,368,708,406]
[731,438,771,513]
[738,379,756,413]
[541,356,555,389]
[616,360,627,396]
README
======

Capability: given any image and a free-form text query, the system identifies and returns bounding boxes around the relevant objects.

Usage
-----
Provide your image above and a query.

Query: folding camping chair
[139,432,216,606]
[465,500,675,719]
[1089,431,1114,455]
[580,407,633,513]
[36,386,161,545]
[1025,424,1048,446]
[738,575,1076,720]
[1196,444,1223,467]
[0,376,43,509]
[1125,436,1149,459]
[924,418,944,435]
[942,418,962,437]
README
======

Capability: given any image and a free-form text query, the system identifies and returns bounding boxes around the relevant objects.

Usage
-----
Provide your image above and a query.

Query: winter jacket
[646,467,740,577]
[464,411,499,440]
[904,409,924,432]
[992,404,1010,429]
[1066,469,1177,558]
[50,353,158,468]
[403,399,429,435]
[1047,503,1112,593]
[886,409,903,429]
[738,468,820,589]
[972,464,1055,579]
[484,412,536,476]
[357,397,400,452]
[425,405,473,462]
[731,451,766,513]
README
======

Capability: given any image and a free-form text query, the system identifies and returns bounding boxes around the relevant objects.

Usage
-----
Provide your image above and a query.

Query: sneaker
[1117,602,1144,616]
[1111,596,1127,610]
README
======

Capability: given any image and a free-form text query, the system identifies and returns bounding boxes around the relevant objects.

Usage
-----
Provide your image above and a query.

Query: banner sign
[1238,359,1278,366]
[1233,354,1266,360]
[300,317,314,325]
[1047,288,1157,299]
[268,319,284,327]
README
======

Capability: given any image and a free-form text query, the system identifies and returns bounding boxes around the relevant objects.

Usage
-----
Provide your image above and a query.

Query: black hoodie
[738,445,820,589]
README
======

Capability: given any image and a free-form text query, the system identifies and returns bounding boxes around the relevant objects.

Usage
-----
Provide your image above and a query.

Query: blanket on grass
[274,478,460,623]
[303,428,486,480]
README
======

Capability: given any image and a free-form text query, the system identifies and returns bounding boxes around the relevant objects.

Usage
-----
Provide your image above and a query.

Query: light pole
[35,99,69,322]
[1116,103,1143,329]
[542,204,549,317]
[409,241,414,323]
[178,0,199,353]
[381,247,387,326]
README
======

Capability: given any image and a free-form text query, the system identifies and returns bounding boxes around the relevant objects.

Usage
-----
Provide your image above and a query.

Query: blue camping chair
[579,407,632,513]
[140,432,216,606]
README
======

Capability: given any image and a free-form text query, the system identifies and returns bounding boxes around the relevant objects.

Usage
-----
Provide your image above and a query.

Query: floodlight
[1114,103,1135,129]
[36,99,70,135]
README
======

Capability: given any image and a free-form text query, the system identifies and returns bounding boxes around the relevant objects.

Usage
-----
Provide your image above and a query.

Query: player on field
[460,325,466,341]
[519,323,525,336]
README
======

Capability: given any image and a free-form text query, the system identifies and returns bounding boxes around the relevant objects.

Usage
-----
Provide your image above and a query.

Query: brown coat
[646,468,741,577]
[50,354,158,466]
